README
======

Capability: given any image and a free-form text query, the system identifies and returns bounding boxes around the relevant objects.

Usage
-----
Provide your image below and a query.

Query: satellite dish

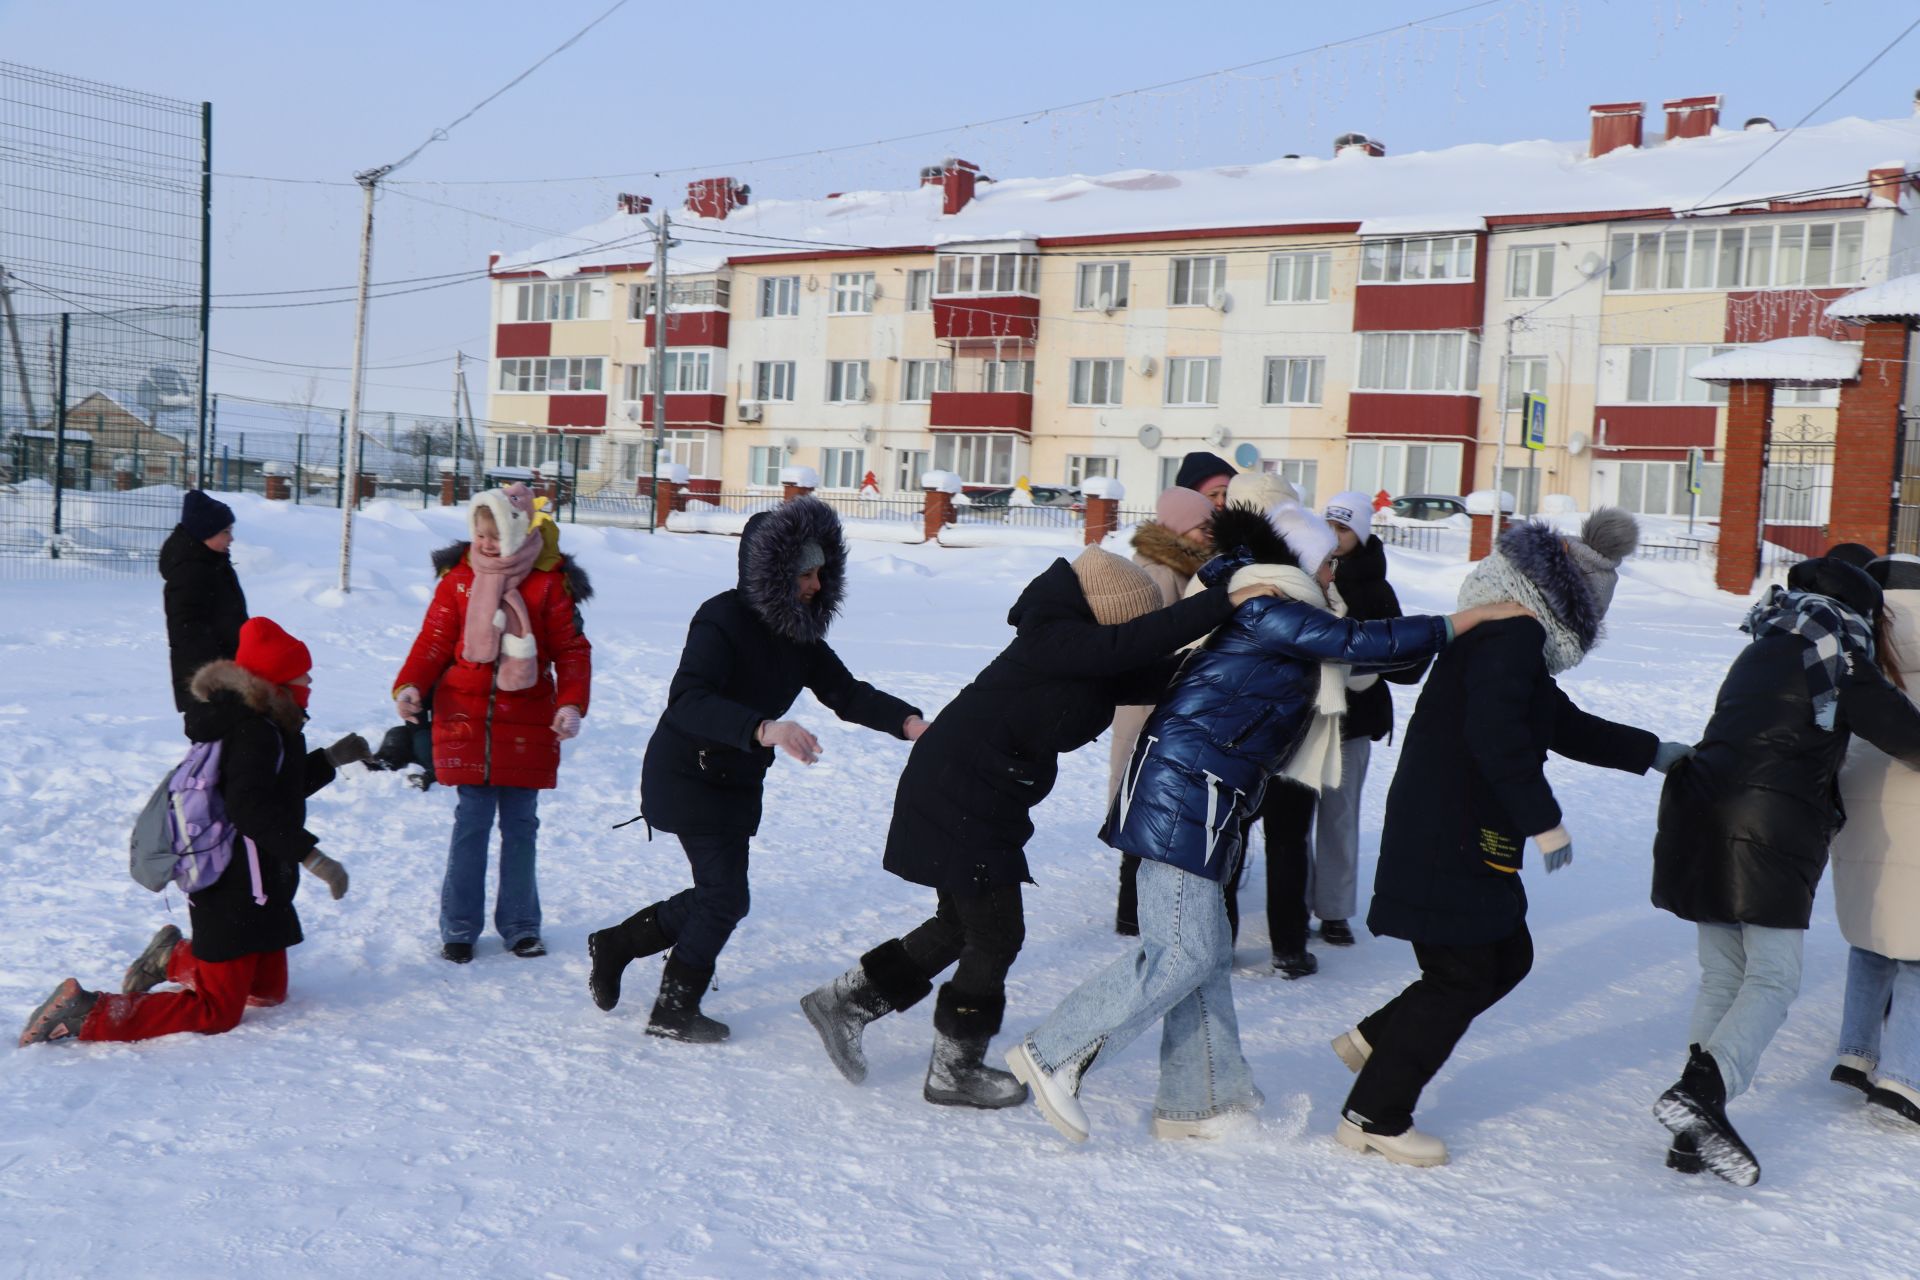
[783,435,801,452]
[1097,290,1116,315]
[1208,425,1231,449]
[1577,251,1606,279]
[1567,431,1590,456]
[1234,442,1260,468]
[1137,424,1163,450]
[1136,355,1157,377]
[857,425,875,443]
[1210,289,1232,313]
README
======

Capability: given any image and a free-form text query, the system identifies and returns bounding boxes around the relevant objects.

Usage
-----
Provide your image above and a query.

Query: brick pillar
[1468,512,1496,561]
[264,472,290,501]
[1716,379,1773,595]
[355,472,377,502]
[923,486,955,542]
[1083,495,1119,546]
[113,462,136,492]
[440,472,458,506]
[653,478,684,528]
[1828,320,1910,553]
[782,482,815,502]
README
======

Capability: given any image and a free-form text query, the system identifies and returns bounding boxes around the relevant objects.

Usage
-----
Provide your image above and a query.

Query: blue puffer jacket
[1103,507,1450,881]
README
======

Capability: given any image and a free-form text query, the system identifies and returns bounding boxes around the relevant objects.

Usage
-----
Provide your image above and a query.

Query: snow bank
[937,524,1080,549]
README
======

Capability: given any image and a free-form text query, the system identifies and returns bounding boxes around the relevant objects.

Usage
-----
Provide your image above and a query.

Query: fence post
[653,461,688,529]
[1082,478,1123,546]
[780,464,819,502]
[294,434,303,504]
[570,437,581,523]
[50,313,69,558]
[922,469,957,544]
[336,411,347,508]
[422,451,431,509]
[355,432,367,508]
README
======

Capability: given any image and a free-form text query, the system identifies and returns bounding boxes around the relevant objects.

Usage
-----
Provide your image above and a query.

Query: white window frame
[1504,356,1549,410]
[1360,235,1477,284]
[497,432,571,469]
[905,269,934,313]
[1075,261,1131,310]
[747,445,786,487]
[632,278,729,317]
[1262,356,1325,406]
[932,433,1018,486]
[827,360,870,403]
[513,280,597,322]
[1066,454,1116,487]
[1270,459,1319,507]
[659,428,713,478]
[934,253,1039,297]
[1356,333,1480,394]
[830,272,876,315]
[901,359,952,403]
[1617,459,1724,519]
[1268,252,1332,304]
[1607,219,1867,293]
[626,351,711,397]
[498,357,605,394]
[758,275,800,317]
[1623,345,1732,405]
[819,447,865,491]
[972,360,1034,395]
[1164,356,1221,406]
[894,448,930,493]
[1507,246,1556,299]
[1168,256,1228,307]
[752,361,796,402]
[1345,440,1465,498]
[1068,358,1124,407]
[1778,383,1840,407]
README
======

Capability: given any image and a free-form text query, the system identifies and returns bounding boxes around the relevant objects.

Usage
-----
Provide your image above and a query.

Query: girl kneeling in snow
[21,618,367,1046]
[1005,503,1524,1144]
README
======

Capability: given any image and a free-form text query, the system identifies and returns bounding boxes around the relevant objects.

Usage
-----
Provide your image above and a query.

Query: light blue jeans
[1026,858,1258,1121]
[441,785,541,947]
[1837,946,1920,1093]
[1690,923,1805,1099]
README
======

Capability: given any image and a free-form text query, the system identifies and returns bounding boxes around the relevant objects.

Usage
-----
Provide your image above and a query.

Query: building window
[513,280,597,322]
[901,359,951,403]
[1262,356,1325,406]
[1508,246,1555,299]
[1270,459,1319,507]
[616,440,657,479]
[498,357,605,393]
[934,253,1039,296]
[1617,459,1723,518]
[978,360,1034,394]
[1268,252,1331,303]
[752,361,795,402]
[1168,256,1228,307]
[1623,345,1731,404]
[1164,357,1221,406]
[625,351,711,397]
[758,276,800,317]
[1346,440,1464,498]
[632,278,729,316]
[1778,383,1840,407]
[1068,358,1124,407]
[830,272,875,315]
[1066,454,1116,487]
[1360,235,1476,284]
[1505,356,1549,410]
[820,448,865,490]
[827,360,870,402]
[1356,332,1480,393]
[1075,261,1130,310]
[747,445,785,487]
[495,432,573,469]
[657,429,711,478]
[1608,219,1866,292]
[933,433,1017,486]
[895,448,929,492]
[906,269,933,312]
[1157,457,1183,491]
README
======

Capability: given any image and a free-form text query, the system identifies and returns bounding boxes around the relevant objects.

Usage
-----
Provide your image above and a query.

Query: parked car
[963,485,1084,518]
[1389,494,1468,522]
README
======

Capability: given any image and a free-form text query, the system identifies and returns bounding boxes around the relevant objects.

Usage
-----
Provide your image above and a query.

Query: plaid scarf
[1742,585,1875,731]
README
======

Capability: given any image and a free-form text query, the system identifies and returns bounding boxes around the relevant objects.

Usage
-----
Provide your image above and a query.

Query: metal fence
[1376,523,1445,553]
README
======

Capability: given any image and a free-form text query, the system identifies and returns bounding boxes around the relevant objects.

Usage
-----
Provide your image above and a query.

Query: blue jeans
[1838,946,1920,1093]
[1690,923,1804,1099]
[441,786,541,946]
[1026,858,1257,1122]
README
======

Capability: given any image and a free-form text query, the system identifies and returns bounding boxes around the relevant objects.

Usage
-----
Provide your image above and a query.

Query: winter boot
[1335,1116,1448,1168]
[1331,1026,1373,1074]
[19,979,96,1047]
[646,957,729,1044]
[122,924,182,995]
[924,984,1027,1109]
[1005,1039,1098,1143]
[1831,1054,1875,1096]
[1867,1079,1920,1127]
[1319,919,1357,946]
[441,942,473,964]
[1152,1086,1265,1141]
[801,939,930,1086]
[587,903,670,1012]
[1665,1132,1705,1175]
[1654,1045,1760,1187]
[509,936,547,958]
[1273,950,1319,980]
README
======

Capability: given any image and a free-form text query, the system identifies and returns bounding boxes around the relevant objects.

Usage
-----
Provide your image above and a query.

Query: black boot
[588,903,670,1012]
[1664,1132,1704,1175]
[646,957,729,1043]
[1654,1045,1759,1187]
[924,984,1027,1109]
[1116,854,1140,936]
[801,939,931,1085]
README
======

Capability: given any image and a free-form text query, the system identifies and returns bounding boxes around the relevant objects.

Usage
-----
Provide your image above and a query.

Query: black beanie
[1174,451,1234,492]
[180,490,235,542]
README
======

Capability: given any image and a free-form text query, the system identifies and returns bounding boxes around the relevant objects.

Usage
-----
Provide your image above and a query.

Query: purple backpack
[129,739,279,901]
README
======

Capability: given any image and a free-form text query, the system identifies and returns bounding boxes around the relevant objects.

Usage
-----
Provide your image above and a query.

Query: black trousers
[898,884,1026,1000]
[1223,781,1317,956]
[1342,923,1536,1135]
[655,832,751,974]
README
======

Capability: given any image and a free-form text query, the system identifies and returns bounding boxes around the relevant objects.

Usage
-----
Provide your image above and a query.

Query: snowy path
[0,498,1907,1279]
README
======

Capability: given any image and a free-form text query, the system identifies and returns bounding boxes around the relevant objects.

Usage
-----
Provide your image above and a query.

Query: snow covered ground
[1,496,1909,1279]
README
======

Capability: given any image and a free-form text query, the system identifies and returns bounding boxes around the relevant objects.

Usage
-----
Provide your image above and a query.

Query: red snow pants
[80,940,287,1042]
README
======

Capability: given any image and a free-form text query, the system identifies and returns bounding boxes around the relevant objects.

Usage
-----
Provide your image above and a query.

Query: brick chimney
[1663,94,1722,141]
[1333,132,1385,158]
[939,159,981,216]
[1869,166,1912,205]
[685,177,749,219]
[1588,102,1644,158]
[616,192,652,215]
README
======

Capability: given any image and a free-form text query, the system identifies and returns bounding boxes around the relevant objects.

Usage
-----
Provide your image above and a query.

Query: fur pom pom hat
[1225,470,1300,512]
[469,483,535,557]
[1457,507,1639,674]
[1561,506,1639,620]
[1266,501,1339,574]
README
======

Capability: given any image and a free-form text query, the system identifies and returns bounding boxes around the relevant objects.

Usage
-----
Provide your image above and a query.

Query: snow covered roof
[1689,336,1863,383]
[495,114,1920,279]
[1826,272,1920,323]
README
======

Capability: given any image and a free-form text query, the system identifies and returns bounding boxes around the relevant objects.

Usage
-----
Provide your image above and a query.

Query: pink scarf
[463,534,542,691]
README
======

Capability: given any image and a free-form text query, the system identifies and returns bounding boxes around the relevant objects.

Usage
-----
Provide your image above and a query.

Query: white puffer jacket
[1833,561,1920,960]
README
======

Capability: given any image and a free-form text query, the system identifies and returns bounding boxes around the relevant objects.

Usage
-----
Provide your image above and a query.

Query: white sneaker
[1331,1028,1372,1074]
[1334,1117,1448,1167]
[1005,1040,1089,1143]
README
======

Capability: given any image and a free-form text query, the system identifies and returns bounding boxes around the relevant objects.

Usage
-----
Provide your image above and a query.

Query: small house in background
[13,392,189,486]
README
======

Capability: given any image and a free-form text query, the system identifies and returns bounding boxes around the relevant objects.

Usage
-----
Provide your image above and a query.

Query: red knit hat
[234,617,312,688]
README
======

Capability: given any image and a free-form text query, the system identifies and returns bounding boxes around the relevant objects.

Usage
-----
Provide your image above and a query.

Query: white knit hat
[1267,501,1338,573]
[1322,491,1373,545]
[1226,470,1300,512]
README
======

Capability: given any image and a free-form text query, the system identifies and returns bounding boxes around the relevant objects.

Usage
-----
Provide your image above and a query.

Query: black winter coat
[1332,535,1429,742]
[160,525,247,714]
[640,499,919,839]
[183,660,336,963]
[1652,632,1920,929]
[1369,617,1657,946]
[882,558,1235,894]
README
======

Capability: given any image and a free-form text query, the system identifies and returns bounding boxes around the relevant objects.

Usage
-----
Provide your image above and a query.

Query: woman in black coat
[801,546,1271,1109]
[1334,511,1684,1169]
[587,497,924,1044]
[160,490,247,734]
[1649,556,1920,1186]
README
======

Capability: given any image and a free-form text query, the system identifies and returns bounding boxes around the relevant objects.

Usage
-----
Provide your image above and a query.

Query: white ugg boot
[1331,1027,1372,1074]
[1005,1040,1089,1143]
[1335,1117,1448,1167]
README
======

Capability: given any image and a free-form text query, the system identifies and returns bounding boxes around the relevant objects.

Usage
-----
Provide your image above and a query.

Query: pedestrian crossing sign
[1523,394,1548,451]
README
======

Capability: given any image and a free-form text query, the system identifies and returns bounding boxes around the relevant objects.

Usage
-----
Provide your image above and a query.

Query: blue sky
[0,0,1905,414]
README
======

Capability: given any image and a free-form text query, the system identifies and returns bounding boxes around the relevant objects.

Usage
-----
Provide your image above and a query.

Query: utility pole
[644,211,675,534]
[338,164,392,593]
[456,359,483,494]
[1490,314,1517,538]
[0,267,36,430]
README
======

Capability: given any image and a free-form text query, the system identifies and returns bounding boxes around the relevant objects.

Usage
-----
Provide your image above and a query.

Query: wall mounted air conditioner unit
[737,402,764,422]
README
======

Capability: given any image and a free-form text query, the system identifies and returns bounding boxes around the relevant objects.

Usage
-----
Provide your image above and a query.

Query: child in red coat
[394,484,592,962]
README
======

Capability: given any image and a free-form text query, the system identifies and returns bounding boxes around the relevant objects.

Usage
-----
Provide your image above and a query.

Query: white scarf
[1184,565,1351,793]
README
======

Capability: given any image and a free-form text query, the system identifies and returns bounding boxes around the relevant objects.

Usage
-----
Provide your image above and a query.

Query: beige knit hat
[1071,545,1165,625]
[1225,470,1300,511]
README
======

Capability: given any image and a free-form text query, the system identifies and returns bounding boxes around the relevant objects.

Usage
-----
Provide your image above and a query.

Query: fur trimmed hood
[1207,502,1302,571]
[430,541,594,603]
[189,658,305,733]
[1130,520,1212,578]
[738,496,846,645]
[1492,521,1603,652]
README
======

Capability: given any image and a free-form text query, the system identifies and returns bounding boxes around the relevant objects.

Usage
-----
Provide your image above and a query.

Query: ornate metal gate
[1761,411,1835,566]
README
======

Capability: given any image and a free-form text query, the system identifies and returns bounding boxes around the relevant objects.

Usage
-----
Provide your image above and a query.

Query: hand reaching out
[758,720,821,764]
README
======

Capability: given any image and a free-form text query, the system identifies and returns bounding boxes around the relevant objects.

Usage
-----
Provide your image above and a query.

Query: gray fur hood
[738,497,846,645]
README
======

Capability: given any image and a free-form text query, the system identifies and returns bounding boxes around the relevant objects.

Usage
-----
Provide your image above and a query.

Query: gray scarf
[1456,549,1589,675]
